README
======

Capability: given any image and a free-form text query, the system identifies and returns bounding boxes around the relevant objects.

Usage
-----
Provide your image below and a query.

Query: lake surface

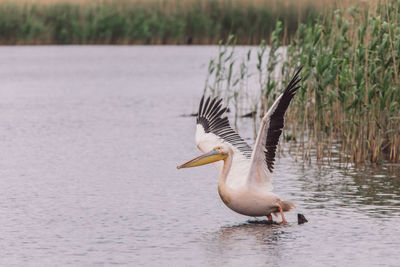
[0,46,399,266]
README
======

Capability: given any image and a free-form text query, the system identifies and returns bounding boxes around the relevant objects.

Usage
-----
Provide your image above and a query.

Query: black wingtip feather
[284,66,302,95]
[203,97,211,117]
[197,96,205,124]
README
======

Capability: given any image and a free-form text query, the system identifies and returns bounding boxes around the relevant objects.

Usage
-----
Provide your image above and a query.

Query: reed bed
[205,0,400,165]
[0,0,330,45]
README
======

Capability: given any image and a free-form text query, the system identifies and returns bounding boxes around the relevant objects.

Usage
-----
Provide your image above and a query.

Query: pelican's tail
[281,200,296,211]
[273,200,296,217]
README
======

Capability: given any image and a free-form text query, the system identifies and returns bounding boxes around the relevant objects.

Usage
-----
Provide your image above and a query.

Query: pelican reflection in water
[178,67,302,224]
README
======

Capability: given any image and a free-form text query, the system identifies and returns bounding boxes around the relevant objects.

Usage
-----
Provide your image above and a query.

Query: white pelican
[177,67,302,224]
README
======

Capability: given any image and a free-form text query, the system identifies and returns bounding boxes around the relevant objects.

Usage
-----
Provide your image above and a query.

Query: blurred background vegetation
[0,0,343,45]
[204,0,400,165]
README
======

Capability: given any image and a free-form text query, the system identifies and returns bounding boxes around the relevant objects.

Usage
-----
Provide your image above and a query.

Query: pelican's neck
[217,153,234,206]
[218,153,233,186]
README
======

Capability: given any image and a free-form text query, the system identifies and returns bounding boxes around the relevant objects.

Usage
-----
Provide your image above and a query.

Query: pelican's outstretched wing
[195,96,252,188]
[195,96,252,158]
[247,67,302,190]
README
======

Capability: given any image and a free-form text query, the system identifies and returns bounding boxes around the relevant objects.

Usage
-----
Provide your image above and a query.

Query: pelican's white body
[217,182,281,216]
[196,123,289,217]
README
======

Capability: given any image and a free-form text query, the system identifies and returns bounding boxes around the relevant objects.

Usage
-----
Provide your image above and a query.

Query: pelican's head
[177,146,229,169]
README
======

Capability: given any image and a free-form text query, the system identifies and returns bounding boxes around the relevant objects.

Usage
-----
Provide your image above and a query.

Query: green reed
[205,1,400,165]
[0,0,321,45]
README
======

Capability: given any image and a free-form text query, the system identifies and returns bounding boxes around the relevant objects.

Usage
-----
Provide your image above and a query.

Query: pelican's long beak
[177,149,227,169]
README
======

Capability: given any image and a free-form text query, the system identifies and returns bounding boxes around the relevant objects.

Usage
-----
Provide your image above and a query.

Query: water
[0,46,399,266]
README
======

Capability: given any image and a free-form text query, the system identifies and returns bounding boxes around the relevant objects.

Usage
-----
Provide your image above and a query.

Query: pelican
[177,67,302,224]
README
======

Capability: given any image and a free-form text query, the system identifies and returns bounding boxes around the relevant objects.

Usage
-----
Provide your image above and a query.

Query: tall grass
[205,0,400,165]
[0,0,326,45]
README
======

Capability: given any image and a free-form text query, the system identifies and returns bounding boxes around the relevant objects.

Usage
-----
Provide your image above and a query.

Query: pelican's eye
[214,147,222,152]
